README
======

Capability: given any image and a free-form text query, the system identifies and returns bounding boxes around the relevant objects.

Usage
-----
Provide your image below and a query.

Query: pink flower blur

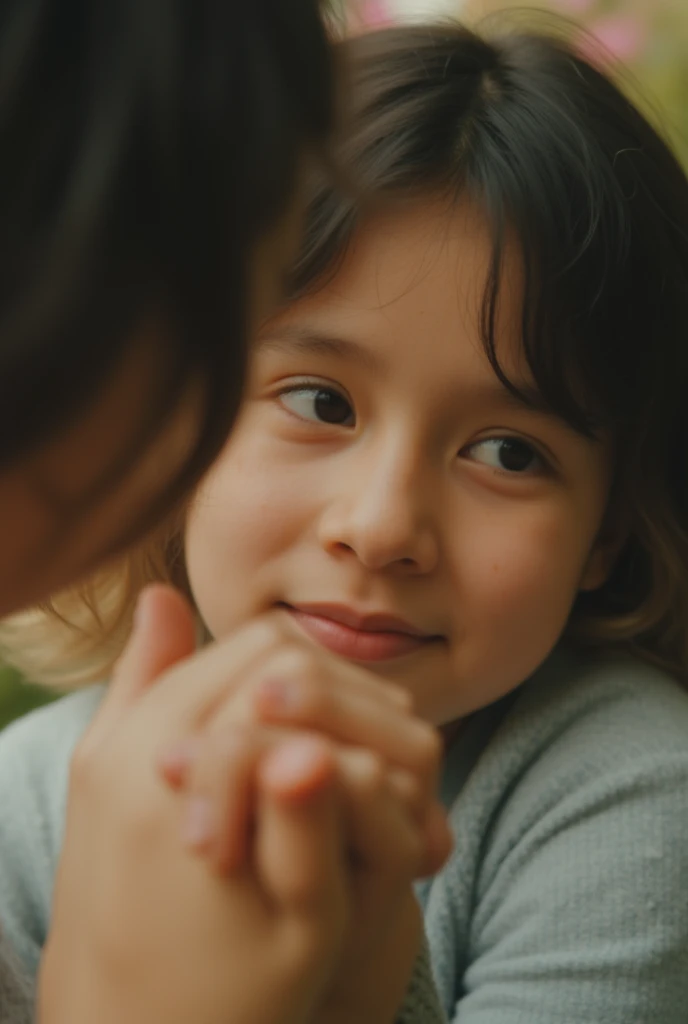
[588,15,648,62]
[359,0,392,27]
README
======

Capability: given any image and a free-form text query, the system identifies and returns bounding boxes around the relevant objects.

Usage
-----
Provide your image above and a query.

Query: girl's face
[185,201,616,727]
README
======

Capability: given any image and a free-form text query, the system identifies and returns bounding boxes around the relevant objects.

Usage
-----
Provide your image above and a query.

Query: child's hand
[144,581,452,1024]
[166,717,432,1024]
[155,600,449,878]
[59,582,449,1024]
[43,739,352,1024]
[39,590,359,1024]
[263,732,431,1024]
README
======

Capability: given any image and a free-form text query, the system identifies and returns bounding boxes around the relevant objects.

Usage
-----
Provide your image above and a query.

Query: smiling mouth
[280,602,443,662]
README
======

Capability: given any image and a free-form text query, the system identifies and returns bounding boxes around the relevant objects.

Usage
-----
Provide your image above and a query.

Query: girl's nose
[317,459,439,575]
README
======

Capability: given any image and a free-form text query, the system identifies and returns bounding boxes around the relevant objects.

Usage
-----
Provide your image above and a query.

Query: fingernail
[182,797,214,848]
[257,678,301,713]
[158,737,201,788]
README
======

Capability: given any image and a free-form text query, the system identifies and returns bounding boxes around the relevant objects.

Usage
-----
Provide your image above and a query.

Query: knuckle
[413,723,443,775]
[357,750,386,793]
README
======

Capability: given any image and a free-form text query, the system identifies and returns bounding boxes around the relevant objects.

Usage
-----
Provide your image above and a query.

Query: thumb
[98,583,197,726]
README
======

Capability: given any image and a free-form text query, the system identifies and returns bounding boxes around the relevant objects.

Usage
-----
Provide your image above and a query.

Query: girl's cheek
[457,505,590,611]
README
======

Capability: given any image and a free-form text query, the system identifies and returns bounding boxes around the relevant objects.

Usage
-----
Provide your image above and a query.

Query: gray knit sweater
[0,932,31,1024]
[0,645,687,1022]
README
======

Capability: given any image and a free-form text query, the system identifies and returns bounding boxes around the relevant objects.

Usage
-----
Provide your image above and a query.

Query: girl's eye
[463,437,544,474]
[279,386,355,427]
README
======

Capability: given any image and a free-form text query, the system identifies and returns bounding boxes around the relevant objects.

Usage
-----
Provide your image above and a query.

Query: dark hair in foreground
[0,0,333,530]
[6,18,688,688]
[291,22,688,680]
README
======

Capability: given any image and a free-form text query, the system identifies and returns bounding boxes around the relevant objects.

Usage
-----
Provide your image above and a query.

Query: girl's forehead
[277,198,529,384]
[336,199,497,298]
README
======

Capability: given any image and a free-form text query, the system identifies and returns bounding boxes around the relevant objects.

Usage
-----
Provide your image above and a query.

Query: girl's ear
[579,541,619,592]
[578,511,629,593]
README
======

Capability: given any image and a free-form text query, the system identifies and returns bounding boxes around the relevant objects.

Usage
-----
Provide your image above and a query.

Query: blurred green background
[2,0,687,730]
[0,665,56,731]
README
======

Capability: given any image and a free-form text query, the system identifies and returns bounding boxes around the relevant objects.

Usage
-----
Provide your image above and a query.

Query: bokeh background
[1,0,687,726]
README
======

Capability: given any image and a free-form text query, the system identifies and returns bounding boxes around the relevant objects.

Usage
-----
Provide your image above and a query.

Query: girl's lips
[284,604,437,662]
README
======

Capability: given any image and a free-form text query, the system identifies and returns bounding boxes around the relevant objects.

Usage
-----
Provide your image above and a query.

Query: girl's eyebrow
[258,325,383,373]
[259,323,579,434]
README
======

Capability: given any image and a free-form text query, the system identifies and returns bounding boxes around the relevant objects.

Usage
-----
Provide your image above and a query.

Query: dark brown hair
[290,22,688,679]
[0,0,334,541]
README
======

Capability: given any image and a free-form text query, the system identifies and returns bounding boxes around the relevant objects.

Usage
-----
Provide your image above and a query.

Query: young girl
[3,17,688,1023]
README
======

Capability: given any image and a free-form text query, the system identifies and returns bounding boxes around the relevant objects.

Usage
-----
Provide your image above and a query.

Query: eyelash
[276,383,551,477]
[460,436,550,477]
[277,382,356,427]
